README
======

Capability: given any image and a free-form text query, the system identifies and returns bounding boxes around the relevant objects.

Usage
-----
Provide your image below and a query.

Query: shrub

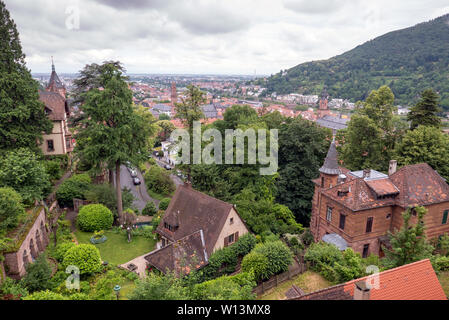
[56,174,92,208]
[44,160,62,181]
[21,254,52,292]
[77,204,113,232]
[432,255,449,273]
[22,290,66,300]
[232,233,257,257]
[144,166,175,196]
[251,241,293,279]
[69,293,90,300]
[241,252,269,281]
[62,244,102,275]
[0,277,28,299]
[159,198,171,211]
[142,201,157,216]
[54,242,76,262]
[0,187,25,233]
[192,272,256,300]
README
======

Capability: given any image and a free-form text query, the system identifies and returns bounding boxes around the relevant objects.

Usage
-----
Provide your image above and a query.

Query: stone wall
[4,207,49,279]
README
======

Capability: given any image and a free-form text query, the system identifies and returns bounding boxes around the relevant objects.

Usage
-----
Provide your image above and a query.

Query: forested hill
[260,14,449,110]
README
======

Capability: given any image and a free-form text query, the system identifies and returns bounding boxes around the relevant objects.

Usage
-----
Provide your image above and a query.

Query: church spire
[51,56,55,72]
[319,138,341,175]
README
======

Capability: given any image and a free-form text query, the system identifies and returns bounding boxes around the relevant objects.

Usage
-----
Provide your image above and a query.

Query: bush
[144,166,175,196]
[432,255,449,273]
[21,254,52,292]
[54,242,76,262]
[77,204,114,232]
[0,277,28,299]
[192,272,256,300]
[251,241,293,280]
[159,198,171,211]
[232,233,257,257]
[69,292,91,300]
[241,252,269,281]
[142,202,157,216]
[22,290,66,300]
[56,174,92,208]
[62,244,102,275]
[0,187,25,233]
[44,160,62,181]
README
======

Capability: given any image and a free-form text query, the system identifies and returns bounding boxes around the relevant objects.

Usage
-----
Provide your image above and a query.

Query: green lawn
[257,271,331,300]
[74,230,156,266]
[438,271,449,298]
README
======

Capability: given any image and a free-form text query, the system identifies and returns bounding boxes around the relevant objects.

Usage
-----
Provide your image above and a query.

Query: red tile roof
[289,259,447,300]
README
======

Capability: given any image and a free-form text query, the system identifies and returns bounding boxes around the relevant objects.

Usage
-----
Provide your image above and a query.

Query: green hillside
[260,14,449,110]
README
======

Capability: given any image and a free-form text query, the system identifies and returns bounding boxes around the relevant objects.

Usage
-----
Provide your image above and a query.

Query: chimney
[388,160,397,176]
[363,169,371,179]
[353,281,371,300]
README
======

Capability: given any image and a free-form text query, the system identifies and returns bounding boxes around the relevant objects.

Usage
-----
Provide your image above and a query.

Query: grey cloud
[92,0,171,10]
[283,0,350,14]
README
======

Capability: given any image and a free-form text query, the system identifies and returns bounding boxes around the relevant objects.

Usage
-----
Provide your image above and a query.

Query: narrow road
[115,165,159,213]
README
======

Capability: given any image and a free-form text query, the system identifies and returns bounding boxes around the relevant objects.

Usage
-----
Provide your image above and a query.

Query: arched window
[23,250,29,266]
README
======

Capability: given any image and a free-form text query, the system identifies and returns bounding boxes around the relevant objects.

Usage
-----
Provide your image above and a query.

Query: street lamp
[113,285,121,300]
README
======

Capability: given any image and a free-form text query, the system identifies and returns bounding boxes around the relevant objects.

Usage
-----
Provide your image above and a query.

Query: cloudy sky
[5,0,449,75]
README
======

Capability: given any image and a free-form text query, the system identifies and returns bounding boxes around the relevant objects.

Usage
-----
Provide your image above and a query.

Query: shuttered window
[326,207,332,222]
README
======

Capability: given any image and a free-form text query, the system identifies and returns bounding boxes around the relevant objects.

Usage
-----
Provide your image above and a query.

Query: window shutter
[235,232,239,241]
[224,237,229,247]
[443,210,449,225]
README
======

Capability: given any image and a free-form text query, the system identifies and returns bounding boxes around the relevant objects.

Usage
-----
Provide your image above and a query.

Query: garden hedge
[62,244,102,275]
[77,204,113,232]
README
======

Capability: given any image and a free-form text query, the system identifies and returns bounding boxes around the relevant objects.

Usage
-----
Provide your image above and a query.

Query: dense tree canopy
[407,89,442,130]
[0,1,52,151]
[0,148,50,205]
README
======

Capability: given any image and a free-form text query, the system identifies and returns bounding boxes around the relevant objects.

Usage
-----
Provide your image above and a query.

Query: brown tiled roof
[47,70,65,90]
[289,259,446,300]
[156,185,234,256]
[365,178,399,197]
[144,230,208,275]
[39,91,67,121]
[390,163,449,207]
[321,163,449,212]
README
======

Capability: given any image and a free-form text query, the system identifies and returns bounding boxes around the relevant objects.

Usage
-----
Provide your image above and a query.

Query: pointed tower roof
[47,57,65,91]
[319,138,341,175]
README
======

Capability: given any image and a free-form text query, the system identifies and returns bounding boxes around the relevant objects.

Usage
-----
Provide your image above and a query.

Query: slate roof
[47,63,65,90]
[319,140,341,175]
[156,185,234,257]
[145,230,208,275]
[39,90,68,121]
[316,115,349,131]
[201,104,218,118]
[153,104,172,112]
[288,259,446,300]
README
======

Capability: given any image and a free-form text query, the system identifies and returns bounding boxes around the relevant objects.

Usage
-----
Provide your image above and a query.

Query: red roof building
[310,141,449,257]
[286,259,447,300]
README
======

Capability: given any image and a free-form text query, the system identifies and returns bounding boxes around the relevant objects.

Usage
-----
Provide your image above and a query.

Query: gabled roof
[145,230,208,275]
[321,163,449,212]
[156,185,235,256]
[288,259,446,300]
[39,91,67,121]
[390,163,449,207]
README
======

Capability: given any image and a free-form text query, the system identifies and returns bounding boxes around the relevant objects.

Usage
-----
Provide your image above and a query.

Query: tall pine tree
[407,89,442,130]
[0,1,52,151]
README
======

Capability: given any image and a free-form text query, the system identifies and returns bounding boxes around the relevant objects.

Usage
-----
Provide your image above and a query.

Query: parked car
[133,177,141,185]
[129,169,138,178]
[164,164,172,170]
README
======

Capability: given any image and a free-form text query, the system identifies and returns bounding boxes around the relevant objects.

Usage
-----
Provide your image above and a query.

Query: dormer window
[230,218,234,225]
